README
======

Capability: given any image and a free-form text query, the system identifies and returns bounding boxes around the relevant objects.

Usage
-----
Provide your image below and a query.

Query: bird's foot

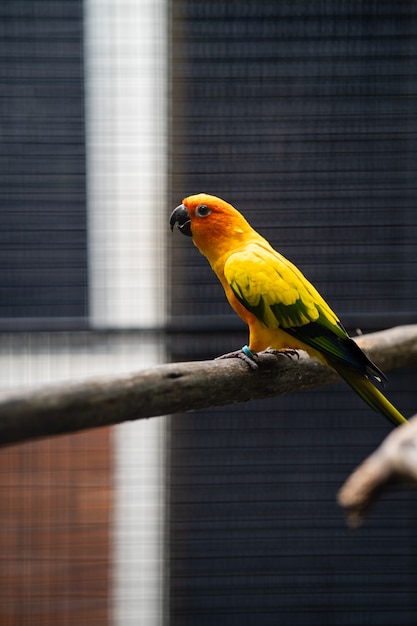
[215,345,259,370]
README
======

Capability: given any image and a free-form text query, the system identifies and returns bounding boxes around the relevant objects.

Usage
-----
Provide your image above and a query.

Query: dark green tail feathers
[284,321,406,427]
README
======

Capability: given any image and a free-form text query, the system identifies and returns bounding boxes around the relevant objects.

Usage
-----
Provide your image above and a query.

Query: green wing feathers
[226,246,378,379]
[225,243,344,341]
[225,243,407,427]
[225,244,339,329]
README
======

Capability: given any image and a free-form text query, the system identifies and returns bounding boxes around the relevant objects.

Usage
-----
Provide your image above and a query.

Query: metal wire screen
[169,2,417,624]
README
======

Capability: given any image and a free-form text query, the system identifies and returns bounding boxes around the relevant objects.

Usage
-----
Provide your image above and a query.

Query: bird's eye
[195,204,212,218]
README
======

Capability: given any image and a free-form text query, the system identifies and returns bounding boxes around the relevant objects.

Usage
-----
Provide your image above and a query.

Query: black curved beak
[170,204,192,237]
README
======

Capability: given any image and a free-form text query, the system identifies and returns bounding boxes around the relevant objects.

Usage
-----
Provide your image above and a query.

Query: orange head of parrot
[170,193,254,258]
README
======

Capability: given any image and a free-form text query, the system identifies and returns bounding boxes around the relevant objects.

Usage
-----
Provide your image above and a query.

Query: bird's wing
[224,242,385,382]
[224,242,341,332]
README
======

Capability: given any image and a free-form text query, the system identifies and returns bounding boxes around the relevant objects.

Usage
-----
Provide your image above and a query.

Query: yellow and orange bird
[170,193,407,427]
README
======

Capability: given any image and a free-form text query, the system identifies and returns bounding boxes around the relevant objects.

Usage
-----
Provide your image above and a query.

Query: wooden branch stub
[338,414,417,528]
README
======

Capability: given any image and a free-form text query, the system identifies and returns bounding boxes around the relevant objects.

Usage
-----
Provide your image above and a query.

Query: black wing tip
[286,322,389,387]
[366,363,387,387]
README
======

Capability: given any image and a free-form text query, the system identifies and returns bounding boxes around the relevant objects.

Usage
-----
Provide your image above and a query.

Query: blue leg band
[242,345,255,360]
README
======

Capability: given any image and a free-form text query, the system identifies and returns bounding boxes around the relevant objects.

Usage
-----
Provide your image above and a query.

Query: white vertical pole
[84,1,168,624]
[84,0,167,329]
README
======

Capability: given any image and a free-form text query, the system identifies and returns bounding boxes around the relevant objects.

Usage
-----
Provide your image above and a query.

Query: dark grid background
[169,2,417,624]
[0,0,87,327]
[1,0,417,624]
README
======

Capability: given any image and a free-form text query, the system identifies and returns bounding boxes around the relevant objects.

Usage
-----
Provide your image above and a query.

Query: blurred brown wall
[0,428,111,626]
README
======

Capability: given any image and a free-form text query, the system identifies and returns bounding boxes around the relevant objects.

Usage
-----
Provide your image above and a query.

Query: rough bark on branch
[0,324,416,447]
[338,413,417,528]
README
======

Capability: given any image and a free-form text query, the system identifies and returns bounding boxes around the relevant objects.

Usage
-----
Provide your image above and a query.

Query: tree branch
[338,413,417,528]
[0,324,417,447]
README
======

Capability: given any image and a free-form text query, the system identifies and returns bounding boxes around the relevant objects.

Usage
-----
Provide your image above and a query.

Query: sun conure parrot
[170,193,407,427]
